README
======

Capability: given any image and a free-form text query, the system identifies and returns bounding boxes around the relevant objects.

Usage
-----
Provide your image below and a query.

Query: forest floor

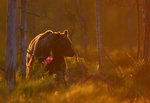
[0,51,150,103]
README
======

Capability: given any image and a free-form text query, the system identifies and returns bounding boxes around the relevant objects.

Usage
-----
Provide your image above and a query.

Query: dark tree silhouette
[143,0,150,62]
[6,0,17,90]
[96,0,102,71]
[127,0,132,53]
[20,0,27,78]
[136,0,141,59]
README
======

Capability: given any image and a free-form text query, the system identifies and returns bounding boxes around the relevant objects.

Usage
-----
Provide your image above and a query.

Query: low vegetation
[0,51,150,103]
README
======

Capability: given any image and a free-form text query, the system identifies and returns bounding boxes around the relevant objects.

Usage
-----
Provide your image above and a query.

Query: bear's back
[26,30,53,68]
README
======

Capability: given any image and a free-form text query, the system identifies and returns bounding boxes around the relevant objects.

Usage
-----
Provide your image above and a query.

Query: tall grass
[0,51,150,103]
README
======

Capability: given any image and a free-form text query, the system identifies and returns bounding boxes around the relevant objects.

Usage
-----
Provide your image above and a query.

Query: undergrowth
[0,52,150,103]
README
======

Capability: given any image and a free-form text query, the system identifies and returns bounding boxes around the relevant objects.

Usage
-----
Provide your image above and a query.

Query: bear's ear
[57,32,61,35]
[64,30,69,37]
[55,32,61,39]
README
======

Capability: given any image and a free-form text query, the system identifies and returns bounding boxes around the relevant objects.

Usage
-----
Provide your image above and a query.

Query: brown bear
[26,30,75,84]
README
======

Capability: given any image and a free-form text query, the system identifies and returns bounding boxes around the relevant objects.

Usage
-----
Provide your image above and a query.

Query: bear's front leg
[55,61,67,87]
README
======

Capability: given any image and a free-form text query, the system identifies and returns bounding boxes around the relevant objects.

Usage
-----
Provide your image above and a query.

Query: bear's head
[52,30,75,57]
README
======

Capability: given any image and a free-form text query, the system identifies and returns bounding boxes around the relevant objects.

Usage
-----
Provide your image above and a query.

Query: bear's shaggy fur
[26,30,75,83]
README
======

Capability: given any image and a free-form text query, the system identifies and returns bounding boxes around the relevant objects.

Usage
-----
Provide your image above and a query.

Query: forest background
[0,0,149,103]
[0,0,143,62]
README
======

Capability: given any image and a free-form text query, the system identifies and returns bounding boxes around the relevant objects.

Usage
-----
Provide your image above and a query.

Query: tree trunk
[96,0,102,71]
[136,0,141,59]
[143,0,150,62]
[127,0,132,53]
[20,0,27,78]
[6,0,17,90]
[74,1,88,57]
